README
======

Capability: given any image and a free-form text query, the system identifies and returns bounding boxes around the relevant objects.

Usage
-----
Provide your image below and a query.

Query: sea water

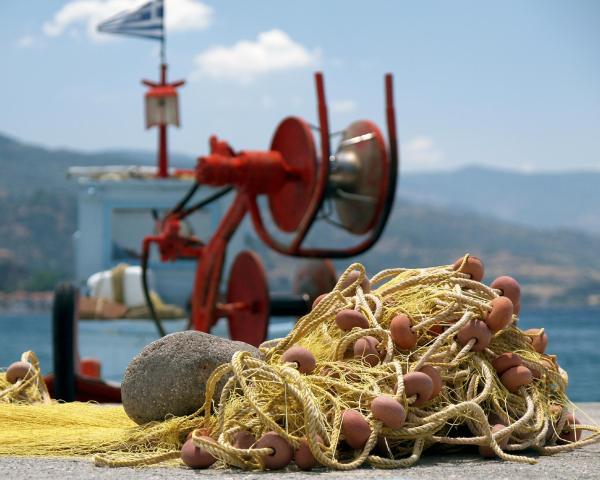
[1,307,599,401]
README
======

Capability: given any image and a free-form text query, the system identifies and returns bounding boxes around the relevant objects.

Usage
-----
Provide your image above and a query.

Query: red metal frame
[142,73,399,336]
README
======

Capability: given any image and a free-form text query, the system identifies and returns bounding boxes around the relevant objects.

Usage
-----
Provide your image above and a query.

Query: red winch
[140,72,399,346]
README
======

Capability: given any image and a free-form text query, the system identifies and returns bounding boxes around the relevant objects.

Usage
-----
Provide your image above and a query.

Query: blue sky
[1,0,599,171]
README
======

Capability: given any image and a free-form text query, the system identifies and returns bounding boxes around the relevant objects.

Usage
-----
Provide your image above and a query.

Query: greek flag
[97,0,163,41]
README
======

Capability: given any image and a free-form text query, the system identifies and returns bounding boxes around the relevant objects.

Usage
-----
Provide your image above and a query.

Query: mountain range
[0,132,194,195]
[401,167,600,234]
[1,131,599,306]
[2,131,599,234]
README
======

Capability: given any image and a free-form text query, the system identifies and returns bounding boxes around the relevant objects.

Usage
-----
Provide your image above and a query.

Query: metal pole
[158,123,168,178]
[156,61,168,178]
[156,5,168,178]
[160,0,166,66]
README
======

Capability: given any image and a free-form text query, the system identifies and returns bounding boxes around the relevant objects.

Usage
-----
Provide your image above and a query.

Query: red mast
[142,63,185,178]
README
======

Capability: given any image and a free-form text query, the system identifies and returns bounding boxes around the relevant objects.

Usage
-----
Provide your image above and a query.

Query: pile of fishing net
[0,351,51,406]
[1,254,599,471]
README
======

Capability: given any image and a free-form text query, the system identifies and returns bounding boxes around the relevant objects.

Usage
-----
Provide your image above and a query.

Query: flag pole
[159,1,166,83]
[160,2,166,68]
[97,0,176,179]
[158,2,168,177]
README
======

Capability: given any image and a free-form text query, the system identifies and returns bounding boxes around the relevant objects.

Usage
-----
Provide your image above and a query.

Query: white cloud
[330,99,357,114]
[402,136,445,170]
[164,0,212,31]
[43,0,213,42]
[17,35,36,48]
[192,29,320,83]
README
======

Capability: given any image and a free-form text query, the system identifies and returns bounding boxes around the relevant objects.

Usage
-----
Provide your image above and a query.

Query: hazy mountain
[0,132,195,195]
[1,131,599,306]
[2,132,599,233]
[95,149,196,169]
[251,199,600,307]
[2,187,600,306]
[401,166,600,234]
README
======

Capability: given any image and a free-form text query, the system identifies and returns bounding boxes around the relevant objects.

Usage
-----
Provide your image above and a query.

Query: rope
[0,351,51,405]
[0,255,598,471]
[177,256,600,470]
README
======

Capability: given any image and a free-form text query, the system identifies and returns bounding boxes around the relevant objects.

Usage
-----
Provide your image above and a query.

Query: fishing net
[1,255,599,471]
[0,351,51,405]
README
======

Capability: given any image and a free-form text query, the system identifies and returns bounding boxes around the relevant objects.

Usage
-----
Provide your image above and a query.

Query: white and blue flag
[97,0,164,41]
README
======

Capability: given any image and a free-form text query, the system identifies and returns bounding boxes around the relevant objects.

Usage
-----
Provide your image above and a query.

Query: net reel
[265,116,390,239]
[197,72,399,258]
[251,73,398,257]
[142,72,398,345]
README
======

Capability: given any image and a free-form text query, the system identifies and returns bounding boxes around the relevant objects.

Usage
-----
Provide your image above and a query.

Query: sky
[1,0,599,172]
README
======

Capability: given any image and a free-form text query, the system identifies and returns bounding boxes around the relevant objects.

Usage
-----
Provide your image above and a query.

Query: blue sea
[1,307,599,401]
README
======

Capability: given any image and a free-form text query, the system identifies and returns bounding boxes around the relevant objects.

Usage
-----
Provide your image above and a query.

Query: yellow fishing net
[1,255,599,470]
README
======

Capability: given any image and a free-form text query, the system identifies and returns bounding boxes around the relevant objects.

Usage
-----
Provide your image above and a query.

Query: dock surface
[1,403,598,480]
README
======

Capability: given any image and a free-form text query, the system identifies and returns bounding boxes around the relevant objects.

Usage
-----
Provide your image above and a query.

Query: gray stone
[121,331,260,424]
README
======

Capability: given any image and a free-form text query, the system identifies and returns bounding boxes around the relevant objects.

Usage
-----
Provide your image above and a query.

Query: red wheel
[226,251,270,346]
[268,117,318,233]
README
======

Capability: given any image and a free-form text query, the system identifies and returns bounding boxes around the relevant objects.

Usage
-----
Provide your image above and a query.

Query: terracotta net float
[1,254,599,470]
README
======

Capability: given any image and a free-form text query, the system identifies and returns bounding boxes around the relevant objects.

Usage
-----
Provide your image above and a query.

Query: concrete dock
[1,403,598,480]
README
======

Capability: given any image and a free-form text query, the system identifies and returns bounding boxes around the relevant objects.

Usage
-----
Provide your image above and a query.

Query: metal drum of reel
[330,120,389,235]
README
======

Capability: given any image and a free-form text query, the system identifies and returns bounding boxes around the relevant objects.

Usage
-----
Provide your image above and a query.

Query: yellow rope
[0,351,51,405]
[0,255,598,470]
[188,256,600,469]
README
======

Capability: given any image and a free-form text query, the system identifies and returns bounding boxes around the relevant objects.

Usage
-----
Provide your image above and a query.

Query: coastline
[2,291,600,315]
[0,291,53,313]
